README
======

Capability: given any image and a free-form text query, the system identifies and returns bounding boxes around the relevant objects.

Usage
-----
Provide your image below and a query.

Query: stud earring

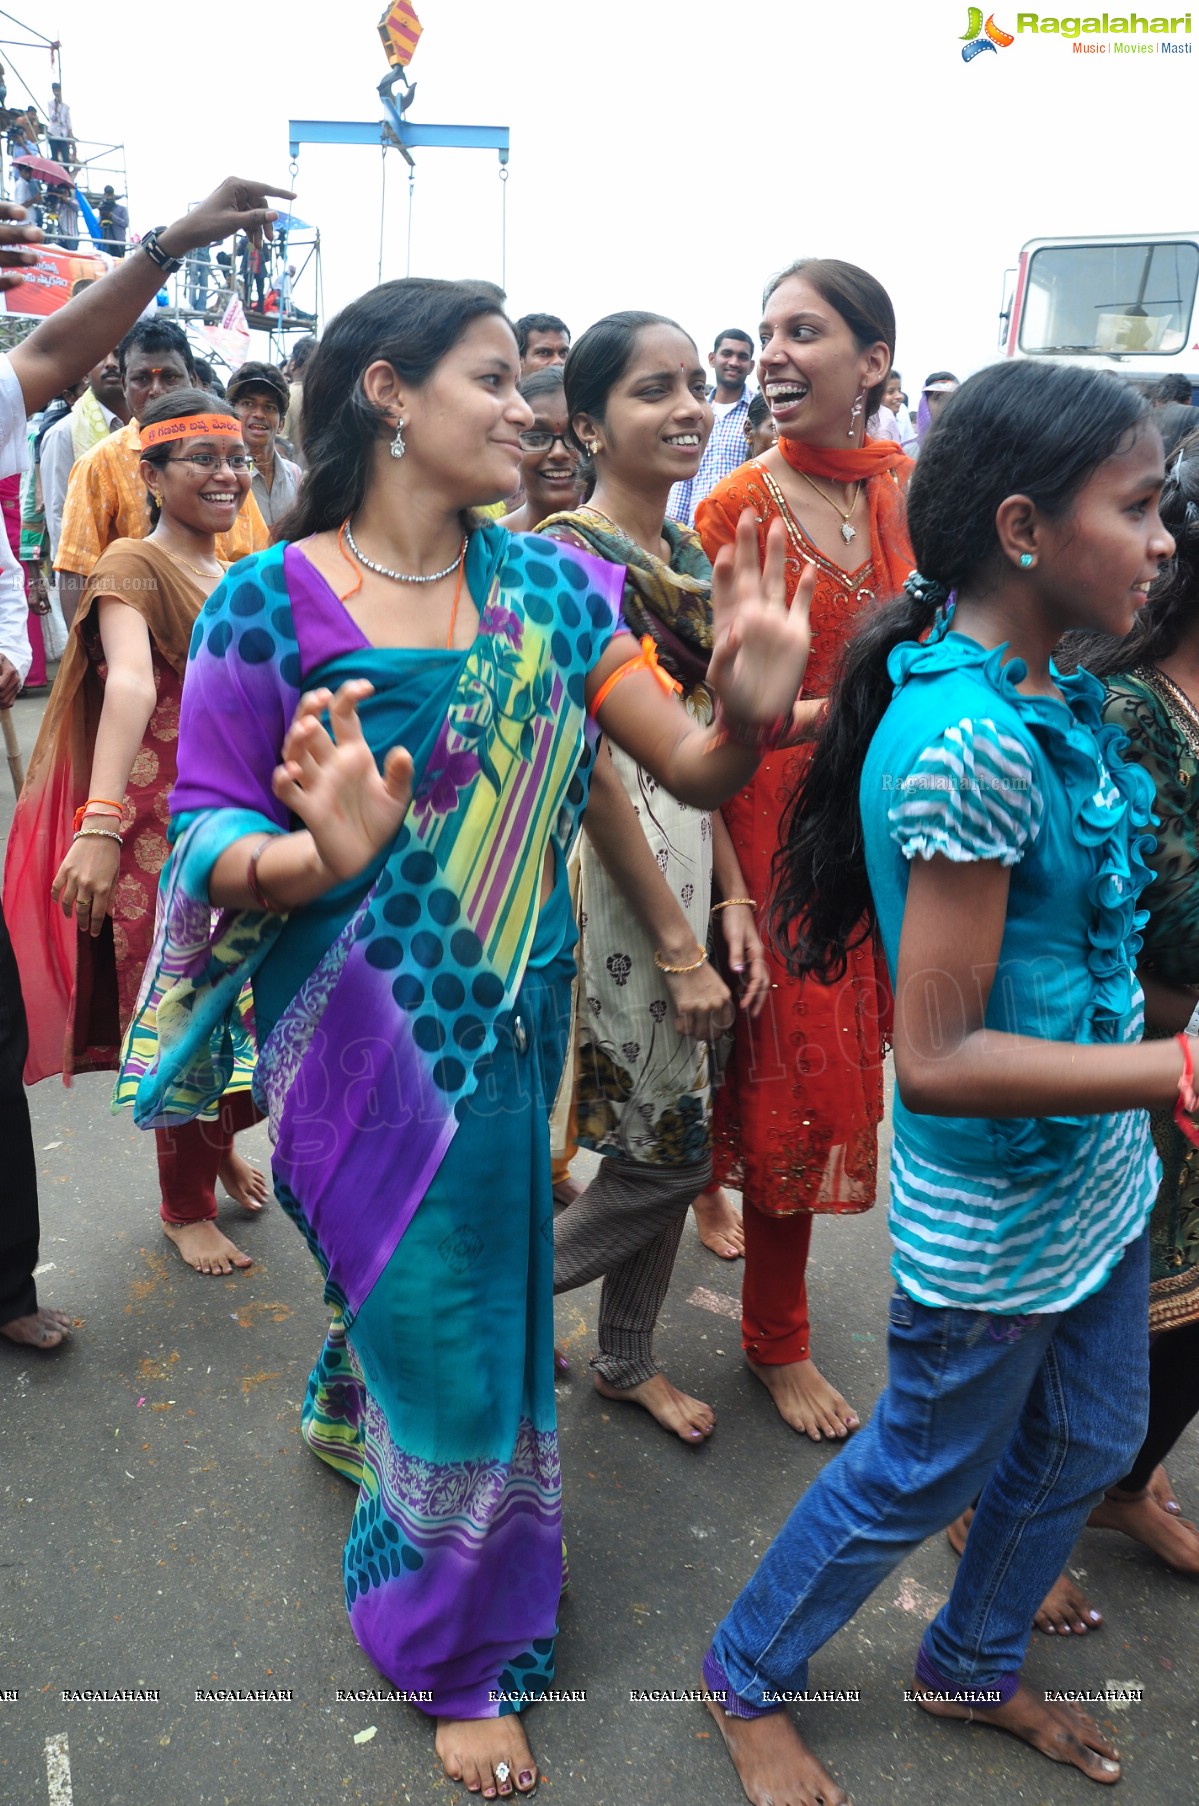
[1019,552,1035,568]
[390,417,407,460]
[848,391,865,438]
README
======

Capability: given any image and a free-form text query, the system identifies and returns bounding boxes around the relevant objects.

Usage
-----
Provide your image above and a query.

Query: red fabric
[3,542,199,1084]
[0,473,43,686]
[697,457,911,1220]
[156,1091,261,1223]
[742,1204,812,1364]
[52,655,181,1080]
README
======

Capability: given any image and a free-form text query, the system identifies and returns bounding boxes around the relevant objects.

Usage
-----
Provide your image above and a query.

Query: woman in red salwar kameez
[696,259,914,1438]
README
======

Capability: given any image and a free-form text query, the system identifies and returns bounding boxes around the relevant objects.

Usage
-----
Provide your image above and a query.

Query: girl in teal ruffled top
[702,361,1194,1803]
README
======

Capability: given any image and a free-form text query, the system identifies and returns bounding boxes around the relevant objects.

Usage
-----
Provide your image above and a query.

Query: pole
[378,144,387,287]
[3,707,23,796]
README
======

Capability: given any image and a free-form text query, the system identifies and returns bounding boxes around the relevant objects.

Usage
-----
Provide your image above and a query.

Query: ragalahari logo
[961,8,1015,58]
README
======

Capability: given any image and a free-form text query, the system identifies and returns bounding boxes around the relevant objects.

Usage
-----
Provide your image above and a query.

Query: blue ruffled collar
[888,629,1107,728]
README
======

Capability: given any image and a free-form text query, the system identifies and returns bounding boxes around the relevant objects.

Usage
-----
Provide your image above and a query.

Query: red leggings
[742,1205,813,1365]
[156,1091,261,1224]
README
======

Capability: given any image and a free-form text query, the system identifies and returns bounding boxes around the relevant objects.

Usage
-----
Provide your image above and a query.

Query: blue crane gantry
[287,76,510,284]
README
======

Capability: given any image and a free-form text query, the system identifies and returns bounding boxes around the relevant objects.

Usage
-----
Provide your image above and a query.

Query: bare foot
[592,1370,715,1443]
[747,1356,859,1441]
[947,1506,1101,1634]
[552,1175,582,1208]
[692,1185,745,1260]
[1151,1463,1181,1514]
[218,1144,269,1213]
[704,1683,851,1806]
[435,1714,539,1798]
[1087,1485,1199,1573]
[1034,1573,1104,1636]
[163,1220,252,1275]
[0,1306,72,1350]
[912,1678,1121,1783]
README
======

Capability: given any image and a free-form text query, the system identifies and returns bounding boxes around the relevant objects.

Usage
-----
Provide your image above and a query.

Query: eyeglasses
[166,453,252,472]
[518,429,574,454]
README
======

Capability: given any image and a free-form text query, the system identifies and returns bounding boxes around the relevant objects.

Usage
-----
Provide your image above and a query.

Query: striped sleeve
[887,716,1042,866]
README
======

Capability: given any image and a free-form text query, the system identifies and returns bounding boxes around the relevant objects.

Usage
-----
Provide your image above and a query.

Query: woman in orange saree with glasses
[696,258,914,1440]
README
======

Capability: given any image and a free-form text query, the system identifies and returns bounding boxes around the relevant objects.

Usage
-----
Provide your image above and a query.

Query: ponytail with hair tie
[902,570,956,638]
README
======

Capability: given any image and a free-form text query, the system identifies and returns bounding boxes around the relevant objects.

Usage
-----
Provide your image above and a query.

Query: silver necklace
[343,518,467,585]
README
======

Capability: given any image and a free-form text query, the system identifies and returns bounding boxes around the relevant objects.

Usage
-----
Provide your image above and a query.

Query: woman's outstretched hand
[707,512,812,733]
[273,681,413,882]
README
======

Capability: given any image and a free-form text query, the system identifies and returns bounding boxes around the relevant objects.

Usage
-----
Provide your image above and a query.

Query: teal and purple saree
[117,524,626,1715]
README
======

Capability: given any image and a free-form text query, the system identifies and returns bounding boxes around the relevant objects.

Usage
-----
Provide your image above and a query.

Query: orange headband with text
[140,414,243,450]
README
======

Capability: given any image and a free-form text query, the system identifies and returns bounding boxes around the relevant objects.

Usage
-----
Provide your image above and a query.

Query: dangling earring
[848,391,865,438]
[390,417,407,460]
[587,439,601,460]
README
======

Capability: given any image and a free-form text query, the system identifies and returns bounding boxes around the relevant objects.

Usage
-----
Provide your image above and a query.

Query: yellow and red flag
[378,1,423,68]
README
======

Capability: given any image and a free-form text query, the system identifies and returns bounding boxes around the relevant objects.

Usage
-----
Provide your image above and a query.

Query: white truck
[1001,232,1199,394]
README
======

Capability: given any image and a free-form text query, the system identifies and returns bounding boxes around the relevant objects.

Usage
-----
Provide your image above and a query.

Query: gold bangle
[653,945,708,975]
[710,897,756,914]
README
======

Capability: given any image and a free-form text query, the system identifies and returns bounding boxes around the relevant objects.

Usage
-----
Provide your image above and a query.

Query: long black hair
[275,277,509,542]
[771,359,1152,982]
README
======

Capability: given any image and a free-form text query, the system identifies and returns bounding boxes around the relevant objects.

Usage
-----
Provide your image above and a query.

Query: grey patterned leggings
[553,1152,712,1388]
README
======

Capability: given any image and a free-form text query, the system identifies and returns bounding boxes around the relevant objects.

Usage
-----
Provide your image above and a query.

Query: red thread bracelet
[1174,1033,1199,1149]
[705,701,792,756]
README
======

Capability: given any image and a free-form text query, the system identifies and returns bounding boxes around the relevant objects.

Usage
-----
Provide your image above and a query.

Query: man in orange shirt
[55,319,267,627]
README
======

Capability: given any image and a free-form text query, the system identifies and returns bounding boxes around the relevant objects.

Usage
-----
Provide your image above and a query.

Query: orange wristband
[74,798,124,832]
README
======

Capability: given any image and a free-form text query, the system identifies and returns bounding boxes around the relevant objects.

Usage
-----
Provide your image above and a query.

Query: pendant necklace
[793,469,860,544]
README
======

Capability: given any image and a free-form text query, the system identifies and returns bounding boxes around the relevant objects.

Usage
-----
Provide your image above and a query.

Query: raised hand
[272,681,413,883]
[707,512,812,733]
[161,176,296,257]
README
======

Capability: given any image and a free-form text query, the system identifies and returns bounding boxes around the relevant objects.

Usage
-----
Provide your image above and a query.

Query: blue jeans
[710,1231,1149,1706]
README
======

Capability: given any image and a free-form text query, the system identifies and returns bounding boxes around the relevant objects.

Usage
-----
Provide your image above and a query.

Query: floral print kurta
[576,705,714,1167]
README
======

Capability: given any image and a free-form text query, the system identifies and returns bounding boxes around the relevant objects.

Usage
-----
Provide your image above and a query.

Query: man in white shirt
[47,83,74,163]
[0,171,291,1352]
[39,349,128,561]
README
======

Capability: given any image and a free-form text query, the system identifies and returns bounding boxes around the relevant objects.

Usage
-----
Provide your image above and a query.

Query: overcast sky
[18,1,1199,388]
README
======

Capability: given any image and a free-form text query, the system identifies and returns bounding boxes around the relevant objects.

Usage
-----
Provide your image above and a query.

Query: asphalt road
[2,685,1197,1806]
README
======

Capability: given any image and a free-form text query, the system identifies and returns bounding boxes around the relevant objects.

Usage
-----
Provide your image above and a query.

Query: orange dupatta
[775,434,915,600]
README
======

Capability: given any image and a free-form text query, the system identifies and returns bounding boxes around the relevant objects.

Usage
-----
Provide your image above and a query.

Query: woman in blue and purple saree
[114,279,812,1799]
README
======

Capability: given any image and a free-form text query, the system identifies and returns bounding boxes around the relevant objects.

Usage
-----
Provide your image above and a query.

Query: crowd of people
[2,170,1199,1806]
[4,74,314,321]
